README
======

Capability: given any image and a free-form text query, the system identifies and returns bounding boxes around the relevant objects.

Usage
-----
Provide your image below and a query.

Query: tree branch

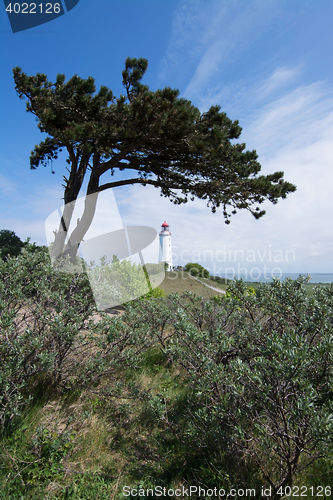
[91,126,160,181]
[94,178,160,193]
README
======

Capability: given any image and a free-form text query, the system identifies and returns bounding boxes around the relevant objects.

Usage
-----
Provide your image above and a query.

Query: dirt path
[188,275,226,294]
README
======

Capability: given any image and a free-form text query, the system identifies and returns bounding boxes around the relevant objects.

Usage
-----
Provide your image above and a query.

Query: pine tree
[13,58,296,261]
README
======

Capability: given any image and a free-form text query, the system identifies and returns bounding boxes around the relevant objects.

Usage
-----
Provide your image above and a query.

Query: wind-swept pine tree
[13,58,296,261]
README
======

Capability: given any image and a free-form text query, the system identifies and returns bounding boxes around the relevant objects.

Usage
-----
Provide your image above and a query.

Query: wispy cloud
[3,71,332,272]
[0,174,17,195]
[245,80,333,159]
[159,0,281,97]
[255,66,302,100]
[115,65,333,273]
[158,0,222,86]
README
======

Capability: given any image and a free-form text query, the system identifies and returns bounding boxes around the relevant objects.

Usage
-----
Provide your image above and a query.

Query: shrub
[184,262,210,278]
[133,280,333,493]
[0,249,149,433]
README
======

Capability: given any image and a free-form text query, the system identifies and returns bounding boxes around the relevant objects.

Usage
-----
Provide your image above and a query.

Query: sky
[0,0,332,279]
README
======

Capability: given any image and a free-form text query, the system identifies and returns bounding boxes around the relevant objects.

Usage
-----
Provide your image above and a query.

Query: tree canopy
[184,262,210,278]
[13,58,296,261]
[0,230,25,259]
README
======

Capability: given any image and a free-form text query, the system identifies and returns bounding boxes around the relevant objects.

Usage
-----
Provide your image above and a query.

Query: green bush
[184,262,210,278]
[131,279,333,493]
[85,257,165,309]
[2,249,332,496]
[0,249,149,433]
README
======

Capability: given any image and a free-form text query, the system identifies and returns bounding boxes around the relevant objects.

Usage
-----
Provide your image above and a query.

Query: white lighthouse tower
[159,221,173,271]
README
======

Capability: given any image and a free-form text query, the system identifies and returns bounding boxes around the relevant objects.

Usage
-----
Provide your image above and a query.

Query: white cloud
[26,187,64,216]
[183,38,233,99]
[0,174,16,195]
[158,0,222,85]
[113,175,332,274]
[0,185,64,244]
[247,81,333,158]
[160,0,281,100]
[0,217,48,245]
[2,58,332,275]
[113,68,333,274]
[255,66,302,100]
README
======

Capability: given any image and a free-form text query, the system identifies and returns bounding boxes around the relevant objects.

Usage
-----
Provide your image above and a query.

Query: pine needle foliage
[13,58,296,261]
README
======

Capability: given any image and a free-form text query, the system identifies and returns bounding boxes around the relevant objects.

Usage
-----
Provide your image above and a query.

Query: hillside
[158,271,331,297]
[158,271,227,297]
[2,252,332,499]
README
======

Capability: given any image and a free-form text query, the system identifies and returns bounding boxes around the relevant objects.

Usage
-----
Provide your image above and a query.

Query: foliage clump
[184,262,210,278]
[13,58,296,261]
[0,248,152,433]
[1,250,332,497]
[128,278,333,494]
[0,229,42,260]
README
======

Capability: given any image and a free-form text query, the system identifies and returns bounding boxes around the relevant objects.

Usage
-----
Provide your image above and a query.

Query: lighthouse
[159,221,173,271]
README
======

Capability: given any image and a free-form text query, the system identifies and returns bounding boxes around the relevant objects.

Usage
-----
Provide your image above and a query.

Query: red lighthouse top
[160,221,171,235]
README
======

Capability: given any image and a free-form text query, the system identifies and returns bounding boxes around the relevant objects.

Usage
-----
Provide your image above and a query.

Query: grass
[159,271,227,297]
[158,271,331,297]
[0,352,203,499]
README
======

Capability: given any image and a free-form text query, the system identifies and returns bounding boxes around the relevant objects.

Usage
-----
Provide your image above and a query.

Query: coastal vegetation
[1,243,332,499]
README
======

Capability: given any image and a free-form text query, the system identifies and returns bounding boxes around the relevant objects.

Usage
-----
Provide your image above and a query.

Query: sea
[223,273,333,284]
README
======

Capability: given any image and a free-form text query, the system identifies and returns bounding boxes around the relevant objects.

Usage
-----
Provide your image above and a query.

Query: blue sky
[0,0,332,277]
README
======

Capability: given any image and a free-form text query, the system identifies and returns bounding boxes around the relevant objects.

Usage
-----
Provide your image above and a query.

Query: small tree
[13,58,296,262]
[0,230,25,259]
[185,262,210,278]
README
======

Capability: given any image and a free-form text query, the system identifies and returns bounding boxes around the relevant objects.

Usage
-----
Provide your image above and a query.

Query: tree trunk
[62,191,99,263]
[51,155,94,262]
[50,200,76,259]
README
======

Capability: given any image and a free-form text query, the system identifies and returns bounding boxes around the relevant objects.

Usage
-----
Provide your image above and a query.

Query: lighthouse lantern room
[159,221,173,271]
